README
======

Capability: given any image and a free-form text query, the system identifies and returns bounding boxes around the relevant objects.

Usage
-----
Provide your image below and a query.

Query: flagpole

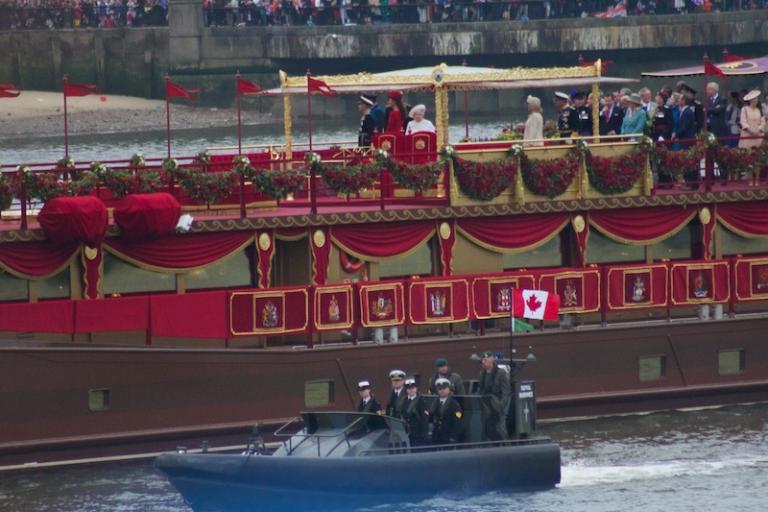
[62,75,69,158]
[236,71,242,155]
[307,70,317,215]
[165,75,171,159]
[306,70,313,152]
[509,292,515,362]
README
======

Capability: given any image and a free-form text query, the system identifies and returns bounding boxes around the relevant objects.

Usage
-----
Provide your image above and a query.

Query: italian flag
[512,289,560,321]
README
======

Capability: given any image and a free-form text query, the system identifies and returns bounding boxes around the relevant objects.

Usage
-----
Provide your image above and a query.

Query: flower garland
[179,171,237,205]
[521,151,580,198]
[713,144,761,180]
[320,163,379,196]
[253,168,307,199]
[0,173,15,211]
[57,156,75,171]
[130,153,146,168]
[102,168,134,198]
[21,168,64,203]
[586,145,647,195]
[196,150,211,165]
[453,156,518,201]
[652,144,704,181]
[65,171,99,196]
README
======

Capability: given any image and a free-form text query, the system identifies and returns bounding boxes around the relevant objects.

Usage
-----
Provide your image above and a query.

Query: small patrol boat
[155,354,561,512]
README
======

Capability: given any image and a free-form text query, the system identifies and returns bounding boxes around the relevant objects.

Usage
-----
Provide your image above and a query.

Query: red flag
[236,77,263,96]
[0,83,20,98]
[165,80,199,102]
[512,289,560,321]
[704,61,726,78]
[723,54,748,63]
[63,82,96,97]
[307,76,337,97]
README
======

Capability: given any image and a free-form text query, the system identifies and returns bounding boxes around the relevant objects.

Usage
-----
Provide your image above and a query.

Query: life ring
[340,251,365,273]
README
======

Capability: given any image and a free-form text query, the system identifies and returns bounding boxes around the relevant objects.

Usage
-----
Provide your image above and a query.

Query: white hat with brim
[389,369,406,379]
[434,377,452,389]
[404,378,417,387]
[359,96,374,106]
[744,90,761,102]
[554,92,570,101]
[357,380,371,389]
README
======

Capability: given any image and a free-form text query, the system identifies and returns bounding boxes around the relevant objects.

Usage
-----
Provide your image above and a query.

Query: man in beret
[429,357,466,396]
[429,378,464,445]
[478,351,510,441]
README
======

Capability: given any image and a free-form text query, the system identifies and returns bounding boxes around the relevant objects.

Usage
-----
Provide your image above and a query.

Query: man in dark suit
[385,369,409,419]
[403,377,429,446]
[429,378,464,445]
[675,93,697,148]
[676,81,704,134]
[357,96,377,147]
[600,93,624,136]
[706,82,728,139]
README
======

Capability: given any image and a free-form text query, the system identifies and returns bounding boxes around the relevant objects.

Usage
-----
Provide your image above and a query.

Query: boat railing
[357,437,553,456]
[273,415,367,457]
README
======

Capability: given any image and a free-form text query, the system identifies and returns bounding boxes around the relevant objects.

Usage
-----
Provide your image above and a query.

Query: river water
[1,403,766,512]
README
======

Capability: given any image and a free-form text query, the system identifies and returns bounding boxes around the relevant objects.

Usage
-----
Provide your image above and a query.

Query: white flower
[442,145,455,156]
[375,148,389,160]
[17,165,31,174]
[510,144,523,156]
[306,152,322,164]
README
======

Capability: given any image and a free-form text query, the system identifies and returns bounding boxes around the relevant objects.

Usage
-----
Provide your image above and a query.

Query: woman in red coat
[385,91,408,133]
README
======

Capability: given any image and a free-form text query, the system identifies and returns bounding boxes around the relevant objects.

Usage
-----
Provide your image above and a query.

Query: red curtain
[38,196,108,247]
[0,240,78,278]
[457,214,568,253]
[256,231,274,288]
[589,207,696,245]
[605,263,668,311]
[717,202,768,238]
[229,287,308,336]
[311,227,330,285]
[670,260,730,305]
[0,300,74,334]
[409,277,470,324]
[331,221,435,260]
[75,296,149,333]
[104,231,253,271]
[113,193,181,240]
[472,272,537,319]
[81,246,102,299]
[538,268,601,313]
[150,291,227,339]
[437,220,455,276]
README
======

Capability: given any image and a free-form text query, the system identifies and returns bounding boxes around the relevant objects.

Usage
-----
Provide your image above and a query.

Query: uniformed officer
[553,91,578,138]
[572,91,593,137]
[402,377,429,446]
[385,369,409,418]
[478,351,511,441]
[429,378,464,445]
[358,95,377,147]
[429,357,466,396]
[356,380,381,415]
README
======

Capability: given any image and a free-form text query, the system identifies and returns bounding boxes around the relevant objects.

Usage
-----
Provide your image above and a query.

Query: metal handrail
[274,415,368,456]
[358,437,552,456]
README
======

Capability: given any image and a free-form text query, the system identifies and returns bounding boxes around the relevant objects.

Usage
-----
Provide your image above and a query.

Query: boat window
[653,225,692,261]
[378,240,432,278]
[102,253,175,295]
[38,267,71,299]
[718,349,745,376]
[503,235,562,269]
[88,388,110,412]
[304,380,335,408]
[585,230,644,264]
[639,355,666,381]
[0,270,28,301]
[719,228,768,256]
[186,250,252,290]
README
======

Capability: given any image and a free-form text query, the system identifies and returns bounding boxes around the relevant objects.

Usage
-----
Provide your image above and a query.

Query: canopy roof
[642,56,768,77]
[265,63,636,95]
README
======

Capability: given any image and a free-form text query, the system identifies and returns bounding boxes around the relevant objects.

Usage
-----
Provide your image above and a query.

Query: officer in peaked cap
[429,378,464,445]
[356,380,381,415]
[403,377,429,446]
[358,95,377,147]
[385,369,409,419]
[554,91,578,138]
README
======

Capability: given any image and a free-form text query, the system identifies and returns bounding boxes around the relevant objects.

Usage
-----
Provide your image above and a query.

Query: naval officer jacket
[385,387,409,419]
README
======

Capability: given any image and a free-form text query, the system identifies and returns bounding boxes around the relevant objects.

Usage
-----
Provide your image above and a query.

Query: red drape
[0,240,78,278]
[605,263,668,311]
[229,287,308,336]
[104,231,253,271]
[538,268,601,313]
[457,214,568,253]
[311,227,330,285]
[0,300,74,334]
[408,277,470,324]
[331,221,435,260]
[256,231,274,288]
[38,196,108,247]
[75,296,149,333]
[670,260,730,305]
[471,271,537,319]
[150,291,227,339]
[113,193,181,240]
[717,202,768,238]
[437,221,455,276]
[81,245,102,299]
[589,207,696,245]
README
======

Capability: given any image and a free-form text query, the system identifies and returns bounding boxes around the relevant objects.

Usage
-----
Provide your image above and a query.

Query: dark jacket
[599,105,624,135]
[692,99,705,134]
[478,365,511,440]
[651,105,674,141]
[357,396,381,415]
[385,388,409,418]
[358,112,376,147]
[676,106,697,147]
[557,105,579,137]
[575,105,593,137]
[430,395,464,444]
[706,94,728,137]
[429,371,466,396]
[370,104,386,133]
[403,394,430,445]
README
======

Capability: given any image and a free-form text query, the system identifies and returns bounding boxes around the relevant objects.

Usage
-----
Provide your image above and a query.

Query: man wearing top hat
[385,369,409,419]
[553,91,578,138]
[356,380,381,415]
[429,378,464,445]
[358,95,377,147]
[403,377,430,446]
[429,357,466,396]
[478,351,510,441]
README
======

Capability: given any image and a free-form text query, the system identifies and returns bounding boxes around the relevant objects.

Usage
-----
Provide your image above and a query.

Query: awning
[642,56,768,77]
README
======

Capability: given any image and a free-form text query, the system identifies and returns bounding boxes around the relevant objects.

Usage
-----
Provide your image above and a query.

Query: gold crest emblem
[258,232,271,252]
[84,246,99,260]
[699,207,711,226]
[313,229,326,249]
[572,214,586,233]
[439,222,451,240]
[415,140,426,150]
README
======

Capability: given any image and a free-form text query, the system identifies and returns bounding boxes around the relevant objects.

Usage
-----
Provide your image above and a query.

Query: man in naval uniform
[429,378,464,445]
[358,95,376,147]
[429,357,466,396]
[572,91,593,137]
[356,380,381,415]
[385,369,409,419]
[403,377,429,446]
[478,351,510,441]
[554,91,578,138]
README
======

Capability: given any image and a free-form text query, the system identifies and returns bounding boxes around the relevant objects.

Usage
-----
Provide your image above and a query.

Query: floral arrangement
[0,173,15,211]
[179,171,237,205]
[102,168,134,198]
[162,158,185,181]
[232,155,255,180]
[65,171,99,196]
[130,153,146,168]
[22,171,63,202]
[57,156,75,170]
[586,150,646,195]
[320,163,379,196]
[195,150,211,165]
[521,153,579,198]
[713,144,762,181]
[453,157,518,201]
[496,127,523,141]
[252,168,307,199]
[135,171,165,194]
[652,144,704,181]
[388,161,443,193]
[90,161,109,178]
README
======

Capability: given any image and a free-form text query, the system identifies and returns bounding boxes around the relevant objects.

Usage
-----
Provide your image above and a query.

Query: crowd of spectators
[0,0,167,29]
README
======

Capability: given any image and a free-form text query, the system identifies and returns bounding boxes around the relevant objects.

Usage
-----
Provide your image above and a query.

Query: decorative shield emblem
[415,140,426,150]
